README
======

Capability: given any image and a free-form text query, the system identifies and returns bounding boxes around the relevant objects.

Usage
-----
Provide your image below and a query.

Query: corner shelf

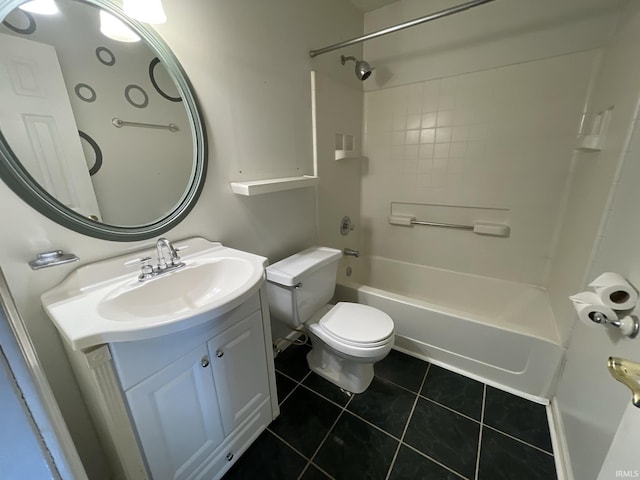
[230,175,319,196]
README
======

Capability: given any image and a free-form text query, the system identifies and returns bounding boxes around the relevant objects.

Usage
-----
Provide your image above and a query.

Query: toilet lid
[319,302,394,345]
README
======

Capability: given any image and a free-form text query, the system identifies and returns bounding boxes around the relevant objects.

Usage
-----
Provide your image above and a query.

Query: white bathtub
[334,256,564,401]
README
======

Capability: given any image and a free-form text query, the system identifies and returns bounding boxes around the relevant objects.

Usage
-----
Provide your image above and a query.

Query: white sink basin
[42,238,267,350]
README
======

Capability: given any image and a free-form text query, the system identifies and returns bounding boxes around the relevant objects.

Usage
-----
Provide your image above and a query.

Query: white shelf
[575,134,604,152]
[230,175,319,196]
[335,150,361,161]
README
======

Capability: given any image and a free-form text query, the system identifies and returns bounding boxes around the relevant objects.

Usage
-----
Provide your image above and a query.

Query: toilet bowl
[305,302,394,393]
[266,247,394,393]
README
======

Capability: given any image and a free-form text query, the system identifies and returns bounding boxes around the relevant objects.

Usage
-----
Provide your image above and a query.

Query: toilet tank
[266,247,342,329]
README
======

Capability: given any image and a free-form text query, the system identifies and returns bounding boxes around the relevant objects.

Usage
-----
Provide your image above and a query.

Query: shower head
[341,55,374,81]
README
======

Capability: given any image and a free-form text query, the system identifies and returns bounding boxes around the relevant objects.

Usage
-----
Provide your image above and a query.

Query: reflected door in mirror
[0,32,102,220]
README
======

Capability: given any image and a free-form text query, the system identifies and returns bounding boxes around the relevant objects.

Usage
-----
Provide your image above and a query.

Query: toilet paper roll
[588,272,638,310]
[570,291,619,327]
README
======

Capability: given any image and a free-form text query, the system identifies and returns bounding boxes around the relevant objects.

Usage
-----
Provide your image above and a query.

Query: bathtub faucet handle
[343,248,359,258]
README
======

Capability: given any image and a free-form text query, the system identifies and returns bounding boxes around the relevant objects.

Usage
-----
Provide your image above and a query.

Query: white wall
[553,3,640,478]
[547,3,640,345]
[314,71,363,274]
[0,0,363,477]
[363,0,623,90]
[360,0,619,286]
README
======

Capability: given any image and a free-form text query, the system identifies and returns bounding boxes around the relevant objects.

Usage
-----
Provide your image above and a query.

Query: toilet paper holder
[590,312,639,339]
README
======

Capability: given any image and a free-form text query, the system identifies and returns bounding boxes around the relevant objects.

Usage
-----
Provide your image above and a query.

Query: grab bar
[112,117,179,132]
[389,215,510,237]
[411,220,473,230]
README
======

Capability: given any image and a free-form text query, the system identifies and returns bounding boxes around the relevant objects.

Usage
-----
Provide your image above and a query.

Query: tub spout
[343,248,359,258]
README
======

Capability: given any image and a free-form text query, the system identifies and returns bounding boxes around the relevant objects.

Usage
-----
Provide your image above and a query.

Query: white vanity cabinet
[207,310,270,435]
[125,344,226,479]
[65,287,278,480]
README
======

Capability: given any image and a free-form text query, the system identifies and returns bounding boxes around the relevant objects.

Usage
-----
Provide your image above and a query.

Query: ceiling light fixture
[99,10,141,43]
[123,0,166,24]
[18,0,59,15]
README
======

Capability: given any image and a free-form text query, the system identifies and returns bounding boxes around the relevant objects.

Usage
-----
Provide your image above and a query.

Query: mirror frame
[0,0,207,241]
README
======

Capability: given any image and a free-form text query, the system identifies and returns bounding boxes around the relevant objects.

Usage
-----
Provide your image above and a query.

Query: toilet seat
[314,302,394,349]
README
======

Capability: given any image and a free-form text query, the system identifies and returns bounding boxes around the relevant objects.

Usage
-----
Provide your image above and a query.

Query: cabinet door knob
[200,356,209,368]
[226,452,233,461]
[216,350,224,358]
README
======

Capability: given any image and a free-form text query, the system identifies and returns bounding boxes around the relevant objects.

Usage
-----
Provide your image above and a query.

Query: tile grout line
[296,379,406,445]
[266,428,337,480]
[401,442,468,480]
[384,364,431,480]
[276,369,312,406]
[297,381,353,411]
[380,373,483,425]
[474,384,487,480]
[266,427,313,463]
[302,392,355,480]
[420,394,482,424]
[482,424,555,457]
[377,374,425,397]
[276,367,312,386]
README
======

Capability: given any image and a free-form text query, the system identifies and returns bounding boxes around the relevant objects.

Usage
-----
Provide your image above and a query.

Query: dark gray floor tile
[389,445,462,480]
[347,377,416,438]
[314,412,398,480]
[478,427,557,480]
[222,430,306,480]
[274,343,312,381]
[300,463,332,479]
[275,372,297,405]
[374,349,429,392]
[303,372,352,406]
[483,386,553,453]
[421,365,484,420]
[404,398,479,479]
[269,386,341,458]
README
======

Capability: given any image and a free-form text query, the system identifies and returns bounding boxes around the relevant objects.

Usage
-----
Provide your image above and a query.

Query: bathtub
[334,256,564,401]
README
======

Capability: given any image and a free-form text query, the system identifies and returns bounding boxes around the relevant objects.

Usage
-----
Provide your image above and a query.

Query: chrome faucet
[156,237,183,270]
[343,248,359,258]
[125,238,186,282]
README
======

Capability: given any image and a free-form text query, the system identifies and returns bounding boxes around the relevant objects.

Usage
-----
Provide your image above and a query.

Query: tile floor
[223,345,557,480]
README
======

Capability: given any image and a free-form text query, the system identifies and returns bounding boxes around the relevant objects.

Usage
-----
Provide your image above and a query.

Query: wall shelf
[335,150,361,161]
[230,175,319,196]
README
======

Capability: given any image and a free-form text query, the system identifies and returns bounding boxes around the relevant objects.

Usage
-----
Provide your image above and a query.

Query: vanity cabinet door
[208,310,270,435]
[125,344,224,480]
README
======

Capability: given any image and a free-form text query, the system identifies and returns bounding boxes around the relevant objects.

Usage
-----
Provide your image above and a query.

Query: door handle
[608,357,640,408]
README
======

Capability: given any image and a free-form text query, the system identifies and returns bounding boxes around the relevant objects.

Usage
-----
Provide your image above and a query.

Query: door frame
[0,267,87,479]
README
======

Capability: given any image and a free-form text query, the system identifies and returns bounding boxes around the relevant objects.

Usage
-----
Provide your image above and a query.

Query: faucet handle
[139,257,154,277]
[172,245,188,265]
[124,257,155,280]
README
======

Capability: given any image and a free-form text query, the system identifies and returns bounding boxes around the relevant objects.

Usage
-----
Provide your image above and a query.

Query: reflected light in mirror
[99,10,140,42]
[19,0,59,15]
[123,0,166,24]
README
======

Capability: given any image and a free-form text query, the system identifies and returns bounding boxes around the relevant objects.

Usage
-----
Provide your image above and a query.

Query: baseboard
[548,399,574,480]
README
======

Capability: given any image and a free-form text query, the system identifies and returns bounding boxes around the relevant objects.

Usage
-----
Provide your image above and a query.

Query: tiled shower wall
[361,50,598,285]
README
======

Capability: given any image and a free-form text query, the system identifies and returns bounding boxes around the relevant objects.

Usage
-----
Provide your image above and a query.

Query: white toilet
[266,246,394,393]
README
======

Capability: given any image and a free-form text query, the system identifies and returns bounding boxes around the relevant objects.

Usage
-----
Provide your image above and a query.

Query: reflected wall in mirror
[0,0,206,239]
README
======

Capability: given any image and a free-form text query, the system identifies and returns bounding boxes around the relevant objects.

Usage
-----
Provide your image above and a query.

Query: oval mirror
[0,0,206,241]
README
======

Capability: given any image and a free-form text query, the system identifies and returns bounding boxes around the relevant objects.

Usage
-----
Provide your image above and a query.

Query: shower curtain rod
[309,0,496,58]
